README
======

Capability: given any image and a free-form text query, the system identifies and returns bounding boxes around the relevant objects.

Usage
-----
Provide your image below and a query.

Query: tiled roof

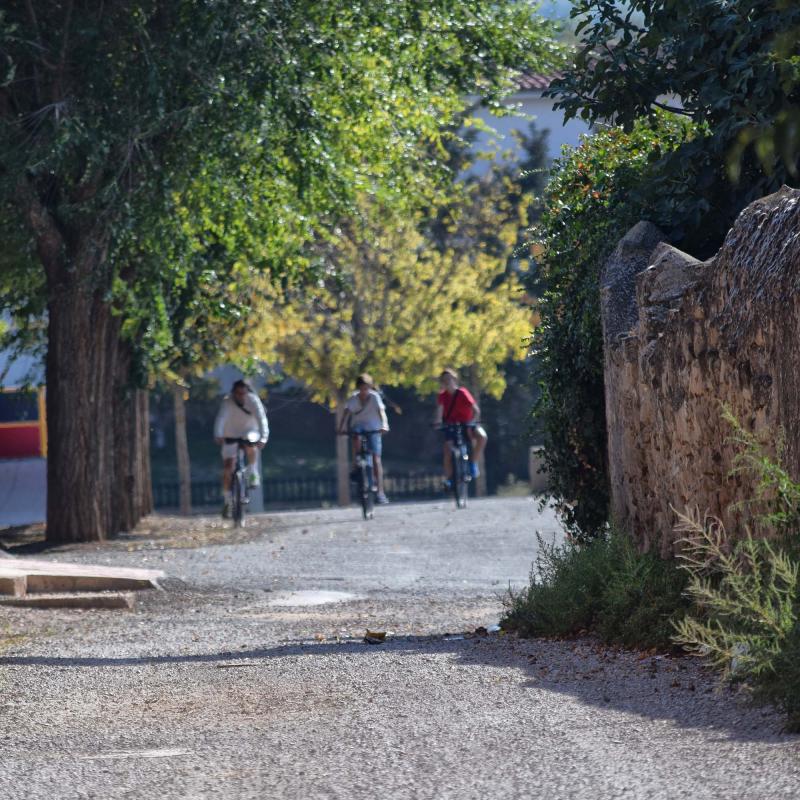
[516,70,562,91]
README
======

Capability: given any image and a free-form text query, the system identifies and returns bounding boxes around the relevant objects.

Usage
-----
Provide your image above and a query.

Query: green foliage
[550,0,800,256]
[673,509,800,731]
[248,194,533,405]
[528,115,695,540]
[671,419,800,731]
[0,0,559,378]
[503,529,689,650]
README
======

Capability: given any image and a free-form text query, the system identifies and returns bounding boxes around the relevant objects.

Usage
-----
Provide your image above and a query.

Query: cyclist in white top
[214,379,269,518]
[338,373,390,504]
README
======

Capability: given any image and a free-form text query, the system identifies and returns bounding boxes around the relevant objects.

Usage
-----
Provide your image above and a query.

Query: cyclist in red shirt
[434,368,488,484]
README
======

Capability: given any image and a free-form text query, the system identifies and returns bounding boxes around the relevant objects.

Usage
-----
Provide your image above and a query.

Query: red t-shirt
[438,387,476,423]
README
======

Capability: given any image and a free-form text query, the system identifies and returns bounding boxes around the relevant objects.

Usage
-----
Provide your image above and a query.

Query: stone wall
[602,187,800,555]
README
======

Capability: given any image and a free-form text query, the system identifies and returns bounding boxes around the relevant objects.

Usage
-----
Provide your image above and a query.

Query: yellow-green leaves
[245,198,531,406]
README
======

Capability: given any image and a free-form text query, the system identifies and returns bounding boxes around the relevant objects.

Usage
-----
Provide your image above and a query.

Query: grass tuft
[502,529,688,651]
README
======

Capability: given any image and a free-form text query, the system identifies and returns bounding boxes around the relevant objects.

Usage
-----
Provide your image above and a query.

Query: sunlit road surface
[1,497,798,799]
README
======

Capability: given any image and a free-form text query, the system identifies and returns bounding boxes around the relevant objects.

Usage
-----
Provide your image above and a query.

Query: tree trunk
[110,340,153,533]
[335,397,350,506]
[173,384,192,516]
[23,183,150,543]
[37,219,151,542]
[45,261,116,543]
[137,389,154,518]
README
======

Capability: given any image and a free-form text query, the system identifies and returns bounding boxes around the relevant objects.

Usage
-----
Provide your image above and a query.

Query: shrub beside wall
[528,115,697,541]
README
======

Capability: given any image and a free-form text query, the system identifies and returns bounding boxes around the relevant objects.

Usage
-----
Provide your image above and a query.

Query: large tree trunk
[25,183,152,543]
[335,397,350,506]
[35,213,152,542]
[173,384,192,516]
[45,258,116,543]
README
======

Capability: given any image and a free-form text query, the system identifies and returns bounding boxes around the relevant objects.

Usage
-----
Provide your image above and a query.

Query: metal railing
[152,471,446,510]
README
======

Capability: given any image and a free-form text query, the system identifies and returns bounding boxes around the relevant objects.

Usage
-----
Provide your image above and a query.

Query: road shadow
[1,632,796,745]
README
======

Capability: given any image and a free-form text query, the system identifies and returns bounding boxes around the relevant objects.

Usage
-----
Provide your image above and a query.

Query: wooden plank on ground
[24,573,156,593]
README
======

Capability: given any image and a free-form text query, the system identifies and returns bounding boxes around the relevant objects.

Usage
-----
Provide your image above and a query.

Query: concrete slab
[0,591,136,610]
[0,568,27,596]
[0,557,165,593]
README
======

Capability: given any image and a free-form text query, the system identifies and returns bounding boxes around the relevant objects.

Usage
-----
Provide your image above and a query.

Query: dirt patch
[0,514,269,554]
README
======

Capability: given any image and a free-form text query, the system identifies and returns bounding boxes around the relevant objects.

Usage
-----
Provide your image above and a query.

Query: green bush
[528,114,698,542]
[507,412,800,730]
[673,509,800,730]
[597,542,689,649]
[503,529,688,650]
[672,417,800,731]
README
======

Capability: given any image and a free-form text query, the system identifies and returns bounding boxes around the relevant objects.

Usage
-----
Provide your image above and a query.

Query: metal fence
[152,471,446,510]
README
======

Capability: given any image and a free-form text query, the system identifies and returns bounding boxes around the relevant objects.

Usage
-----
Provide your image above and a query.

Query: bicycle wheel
[231,471,244,527]
[360,464,374,520]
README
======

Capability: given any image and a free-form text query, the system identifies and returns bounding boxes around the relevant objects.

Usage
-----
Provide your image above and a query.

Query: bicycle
[342,429,382,520]
[438,422,475,509]
[224,431,261,528]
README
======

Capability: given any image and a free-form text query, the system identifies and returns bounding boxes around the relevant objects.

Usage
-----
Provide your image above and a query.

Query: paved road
[0,497,798,799]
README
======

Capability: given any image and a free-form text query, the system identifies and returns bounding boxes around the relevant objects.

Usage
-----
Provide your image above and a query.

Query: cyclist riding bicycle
[214,379,269,518]
[434,368,487,487]
[338,373,389,505]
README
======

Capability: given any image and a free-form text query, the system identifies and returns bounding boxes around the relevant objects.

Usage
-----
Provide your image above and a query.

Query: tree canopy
[548,0,800,255]
[247,196,532,407]
[0,1,559,541]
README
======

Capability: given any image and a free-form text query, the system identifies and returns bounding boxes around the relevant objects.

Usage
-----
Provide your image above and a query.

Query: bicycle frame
[439,422,475,509]
[225,434,260,527]
[345,429,382,520]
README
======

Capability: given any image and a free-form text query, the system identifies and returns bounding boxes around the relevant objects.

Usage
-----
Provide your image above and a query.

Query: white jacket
[213,392,269,444]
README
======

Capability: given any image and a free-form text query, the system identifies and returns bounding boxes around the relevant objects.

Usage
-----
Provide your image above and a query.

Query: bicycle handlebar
[435,422,477,430]
[337,429,385,436]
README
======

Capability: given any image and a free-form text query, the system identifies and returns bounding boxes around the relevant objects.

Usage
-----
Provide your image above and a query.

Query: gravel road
[1,497,798,799]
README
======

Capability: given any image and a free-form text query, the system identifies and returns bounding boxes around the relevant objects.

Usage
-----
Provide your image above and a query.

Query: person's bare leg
[470,428,487,461]
[442,442,453,479]
[373,454,384,494]
[222,458,234,492]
